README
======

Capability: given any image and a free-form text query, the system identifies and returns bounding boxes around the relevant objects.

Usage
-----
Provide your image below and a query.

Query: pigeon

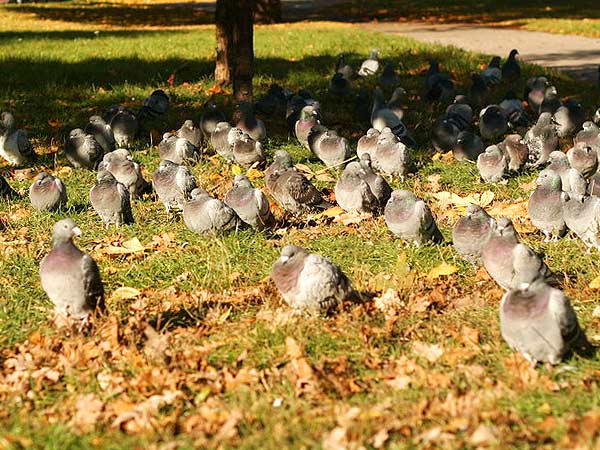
[336,53,354,80]
[553,98,584,138]
[0,111,36,167]
[500,280,586,365]
[271,244,356,312]
[452,204,495,265]
[446,95,473,127]
[477,145,507,183]
[177,120,203,148]
[356,128,380,159]
[595,107,600,125]
[384,190,443,245]
[500,91,530,130]
[63,128,103,170]
[354,88,371,125]
[524,76,548,113]
[481,56,502,87]
[29,172,67,211]
[254,84,286,117]
[497,134,528,172]
[232,101,266,142]
[479,105,508,141]
[334,162,378,213]
[312,129,353,167]
[307,124,329,158]
[567,143,598,179]
[0,174,19,200]
[431,118,460,153]
[501,49,521,83]
[563,181,600,250]
[85,115,115,154]
[200,101,227,137]
[371,87,411,141]
[39,219,104,326]
[425,60,455,103]
[546,151,574,192]
[540,85,562,115]
[98,149,149,199]
[588,172,600,197]
[481,218,519,289]
[524,112,559,167]
[152,159,197,213]
[373,129,411,179]
[224,174,274,229]
[109,107,138,147]
[528,169,566,241]
[328,73,351,96]
[90,170,134,228]
[138,89,169,121]
[232,132,265,168]
[358,153,392,209]
[286,90,320,133]
[266,152,330,214]
[387,87,407,120]
[358,49,379,77]
[183,188,241,234]
[295,105,320,149]
[453,130,483,162]
[574,121,600,148]
[469,73,489,108]
[210,122,234,162]
[510,243,555,288]
[378,62,400,87]
[158,132,200,165]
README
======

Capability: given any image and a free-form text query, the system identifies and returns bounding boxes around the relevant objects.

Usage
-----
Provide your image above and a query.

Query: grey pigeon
[553,98,584,138]
[373,128,411,179]
[328,73,351,96]
[387,87,407,120]
[356,128,380,159]
[371,87,411,141]
[29,172,67,211]
[510,243,555,288]
[481,218,519,289]
[312,129,353,167]
[224,174,274,229]
[595,107,600,125]
[524,112,559,167]
[271,244,356,312]
[452,204,495,264]
[432,118,460,153]
[158,132,199,165]
[354,89,371,125]
[265,149,294,188]
[477,145,507,183]
[177,119,203,147]
[479,105,508,141]
[232,132,265,168]
[501,49,521,83]
[0,111,35,167]
[183,188,241,234]
[200,101,227,137]
[546,151,573,192]
[567,143,598,179]
[425,60,455,103]
[500,91,530,130]
[528,169,566,241]
[138,89,169,122]
[85,115,115,154]
[0,174,19,200]
[64,128,103,170]
[334,162,378,213]
[481,56,502,87]
[469,73,489,108]
[446,95,473,126]
[39,219,104,326]
[98,149,149,199]
[232,101,266,142]
[90,170,134,228]
[255,84,286,117]
[378,61,400,87]
[307,124,329,158]
[574,121,600,148]
[500,280,586,365]
[497,134,528,172]
[294,105,320,149]
[563,182,600,250]
[152,159,197,213]
[210,122,234,162]
[286,90,320,133]
[358,153,392,209]
[540,85,562,115]
[453,130,483,162]
[336,53,354,80]
[384,190,443,245]
[524,76,548,113]
[109,107,138,147]
[358,49,379,77]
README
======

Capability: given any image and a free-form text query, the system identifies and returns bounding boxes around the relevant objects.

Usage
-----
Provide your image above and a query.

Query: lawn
[1,3,600,449]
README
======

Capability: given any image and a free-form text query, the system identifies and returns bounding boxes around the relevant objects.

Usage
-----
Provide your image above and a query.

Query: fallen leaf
[427,262,458,279]
[589,274,600,289]
[412,342,444,363]
[98,237,145,256]
[231,165,243,176]
[470,424,497,446]
[246,168,263,180]
[315,172,336,182]
[110,287,141,302]
[319,206,345,219]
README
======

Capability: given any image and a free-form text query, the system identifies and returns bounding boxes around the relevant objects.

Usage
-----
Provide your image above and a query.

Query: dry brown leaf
[470,424,497,446]
[98,237,145,256]
[333,211,372,225]
[110,287,141,302]
[315,172,336,183]
[71,393,104,433]
[412,341,444,363]
[385,375,411,390]
[374,288,403,317]
[319,206,345,219]
[432,190,494,208]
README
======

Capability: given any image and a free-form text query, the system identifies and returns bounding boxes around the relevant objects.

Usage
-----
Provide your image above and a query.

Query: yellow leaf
[246,168,263,180]
[319,206,345,218]
[294,163,314,175]
[431,152,442,161]
[315,172,336,183]
[427,262,458,279]
[231,165,242,176]
[110,287,142,301]
[589,274,600,289]
[101,237,145,256]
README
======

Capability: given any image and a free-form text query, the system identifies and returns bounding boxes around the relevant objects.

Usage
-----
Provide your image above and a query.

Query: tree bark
[232,0,254,102]
[214,0,232,86]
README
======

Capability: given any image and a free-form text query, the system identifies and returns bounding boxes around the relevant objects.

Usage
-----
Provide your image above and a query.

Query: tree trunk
[254,0,281,24]
[232,0,255,102]
[214,0,232,86]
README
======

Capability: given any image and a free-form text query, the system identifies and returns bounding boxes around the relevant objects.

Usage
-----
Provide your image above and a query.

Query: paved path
[360,22,600,83]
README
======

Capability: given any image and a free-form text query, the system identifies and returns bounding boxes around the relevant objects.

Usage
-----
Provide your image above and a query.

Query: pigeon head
[0,111,15,132]
[369,49,379,59]
[299,105,318,121]
[390,189,416,205]
[508,49,519,59]
[537,112,554,127]
[548,151,568,168]
[278,244,307,263]
[96,170,116,183]
[344,161,363,177]
[489,56,501,68]
[453,94,469,104]
[69,128,86,139]
[34,172,52,185]
[89,115,107,125]
[190,188,210,200]
[366,128,380,138]
[359,152,373,167]
[162,132,174,140]
[494,217,516,237]
[158,159,177,171]
[466,204,484,217]
[273,150,293,168]
[536,169,562,190]
[214,122,231,133]
[182,119,194,128]
[544,85,558,98]
[52,218,81,244]
[594,108,600,125]
[111,148,132,161]
[233,174,252,188]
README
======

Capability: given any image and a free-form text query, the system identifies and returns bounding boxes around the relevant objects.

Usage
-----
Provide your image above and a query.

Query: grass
[1,3,600,449]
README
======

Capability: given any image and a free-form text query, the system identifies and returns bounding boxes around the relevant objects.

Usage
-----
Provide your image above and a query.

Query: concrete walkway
[360,22,600,83]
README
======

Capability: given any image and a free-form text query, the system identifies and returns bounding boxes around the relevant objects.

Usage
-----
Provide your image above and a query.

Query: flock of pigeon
[2,47,600,367]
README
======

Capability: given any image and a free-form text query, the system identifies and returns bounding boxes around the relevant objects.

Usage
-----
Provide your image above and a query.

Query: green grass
[1,5,600,449]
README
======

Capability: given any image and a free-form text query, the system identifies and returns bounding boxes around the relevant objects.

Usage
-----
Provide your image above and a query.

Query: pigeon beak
[279,255,289,263]
[72,227,82,236]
